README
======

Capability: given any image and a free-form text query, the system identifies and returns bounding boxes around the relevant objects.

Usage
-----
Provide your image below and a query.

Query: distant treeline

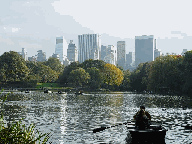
[0,51,192,97]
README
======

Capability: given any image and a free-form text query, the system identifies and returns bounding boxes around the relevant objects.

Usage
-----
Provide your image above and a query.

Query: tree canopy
[0,51,29,84]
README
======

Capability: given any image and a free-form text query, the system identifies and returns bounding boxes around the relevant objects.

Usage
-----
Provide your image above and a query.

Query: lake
[0,92,192,144]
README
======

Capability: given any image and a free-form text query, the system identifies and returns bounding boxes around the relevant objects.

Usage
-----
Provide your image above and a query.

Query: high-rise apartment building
[117,41,126,69]
[103,45,117,65]
[28,56,36,62]
[18,48,27,61]
[154,39,162,59]
[181,49,188,56]
[126,52,133,66]
[37,50,46,62]
[55,36,68,64]
[135,35,154,67]
[78,34,100,63]
[101,45,108,61]
[52,53,60,59]
[67,40,78,62]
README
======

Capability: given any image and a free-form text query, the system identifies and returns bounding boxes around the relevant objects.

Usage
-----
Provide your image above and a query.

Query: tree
[181,51,192,95]
[101,63,124,88]
[86,67,102,90]
[59,61,80,86]
[43,57,64,74]
[147,55,183,94]
[80,59,106,70]
[119,69,131,90]
[26,61,58,83]
[129,62,152,92]
[68,68,90,88]
[0,51,29,85]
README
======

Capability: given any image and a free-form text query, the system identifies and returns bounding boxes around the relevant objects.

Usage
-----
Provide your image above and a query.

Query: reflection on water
[0,92,192,143]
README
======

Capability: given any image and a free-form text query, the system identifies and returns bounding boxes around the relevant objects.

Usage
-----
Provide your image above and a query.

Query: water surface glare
[0,92,192,143]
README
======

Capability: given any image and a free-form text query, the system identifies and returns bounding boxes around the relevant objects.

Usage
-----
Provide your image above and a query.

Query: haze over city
[0,0,192,58]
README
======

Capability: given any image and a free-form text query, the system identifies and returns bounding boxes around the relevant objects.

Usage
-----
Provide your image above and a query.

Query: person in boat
[133,106,151,129]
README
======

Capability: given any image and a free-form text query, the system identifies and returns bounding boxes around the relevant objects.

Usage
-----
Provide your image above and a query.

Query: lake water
[0,92,192,144]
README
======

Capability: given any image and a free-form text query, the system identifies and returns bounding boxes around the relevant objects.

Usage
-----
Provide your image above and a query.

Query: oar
[93,121,132,133]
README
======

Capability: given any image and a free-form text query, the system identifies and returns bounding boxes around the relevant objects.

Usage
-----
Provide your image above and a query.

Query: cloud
[0,35,14,45]
[12,28,20,32]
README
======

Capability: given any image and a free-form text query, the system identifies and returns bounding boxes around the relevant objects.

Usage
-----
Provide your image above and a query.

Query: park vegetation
[0,90,50,143]
[0,50,192,96]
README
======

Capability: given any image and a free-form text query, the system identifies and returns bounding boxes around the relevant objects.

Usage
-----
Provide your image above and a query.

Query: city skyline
[0,0,192,58]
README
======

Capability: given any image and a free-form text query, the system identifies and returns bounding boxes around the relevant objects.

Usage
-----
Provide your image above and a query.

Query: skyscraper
[18,48,27,61]
[135,35,154,67]
[67,40,78,62]
[154,39,162,59]
[78,34,100,63]
[181,49,188,56]
[37,50,46,62]
[103,45,117,65]
[117,41,126,69]
[55,36,68,64]
[101,45,108,61]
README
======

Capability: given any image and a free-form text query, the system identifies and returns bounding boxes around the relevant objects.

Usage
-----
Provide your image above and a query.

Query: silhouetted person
[133,106,151,129]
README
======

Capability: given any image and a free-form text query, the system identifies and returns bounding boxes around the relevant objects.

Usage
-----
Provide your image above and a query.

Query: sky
[0,0,192,58]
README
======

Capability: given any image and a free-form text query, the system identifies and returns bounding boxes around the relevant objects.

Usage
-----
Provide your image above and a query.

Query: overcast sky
[0,0,192,58]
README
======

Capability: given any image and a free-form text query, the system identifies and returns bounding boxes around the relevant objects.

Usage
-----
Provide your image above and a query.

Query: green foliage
[59,61,80,85]
[80,59,106,70]
[68,68,90,88]
[86,67,102,90]
[0,51,29,85]
[36,83,60,89]
[26,61,58,83]
[148,55,183,93]
[0,90,50,143]
[119,70,131,90]
[43,57,64,74]
[129,62,151,92]
[101,63,124,87]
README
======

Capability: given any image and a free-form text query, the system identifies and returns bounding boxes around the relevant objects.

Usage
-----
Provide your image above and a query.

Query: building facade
[67,40,78,62]
[55,36,68,64]
[18,48,27,61]
[101,45,108,61]
[52,53,60,60]
[28,56,36,62]
[135,35,154,67]
[78,34,100,63]
[154,39,162,59]
[181,49,188,56]
[103,45,117,65]
[117,41,126,69]
[37,50,46,62]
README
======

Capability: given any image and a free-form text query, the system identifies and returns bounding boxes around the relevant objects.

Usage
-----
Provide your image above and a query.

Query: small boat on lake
[126,121,167,144]
[58,91,66,94]
[25,90,31,93]
[44,89,52,93]
[75,90,84,95]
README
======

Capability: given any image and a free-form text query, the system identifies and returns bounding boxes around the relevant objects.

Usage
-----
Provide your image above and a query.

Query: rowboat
[75,91,84,95]
[44,89,52,93]
[58,91,66,94]
[25,90,31,93]
[126,121,167,144]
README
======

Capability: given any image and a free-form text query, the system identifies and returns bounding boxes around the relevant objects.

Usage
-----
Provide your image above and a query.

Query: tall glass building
[117,41,126,69]
[135,35,154,67]
[55,36,68,64]
[78,34,100,63]
[67,40,78,62]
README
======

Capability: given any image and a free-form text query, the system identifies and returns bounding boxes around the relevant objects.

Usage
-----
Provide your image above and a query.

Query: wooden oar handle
[93,122,130,133]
